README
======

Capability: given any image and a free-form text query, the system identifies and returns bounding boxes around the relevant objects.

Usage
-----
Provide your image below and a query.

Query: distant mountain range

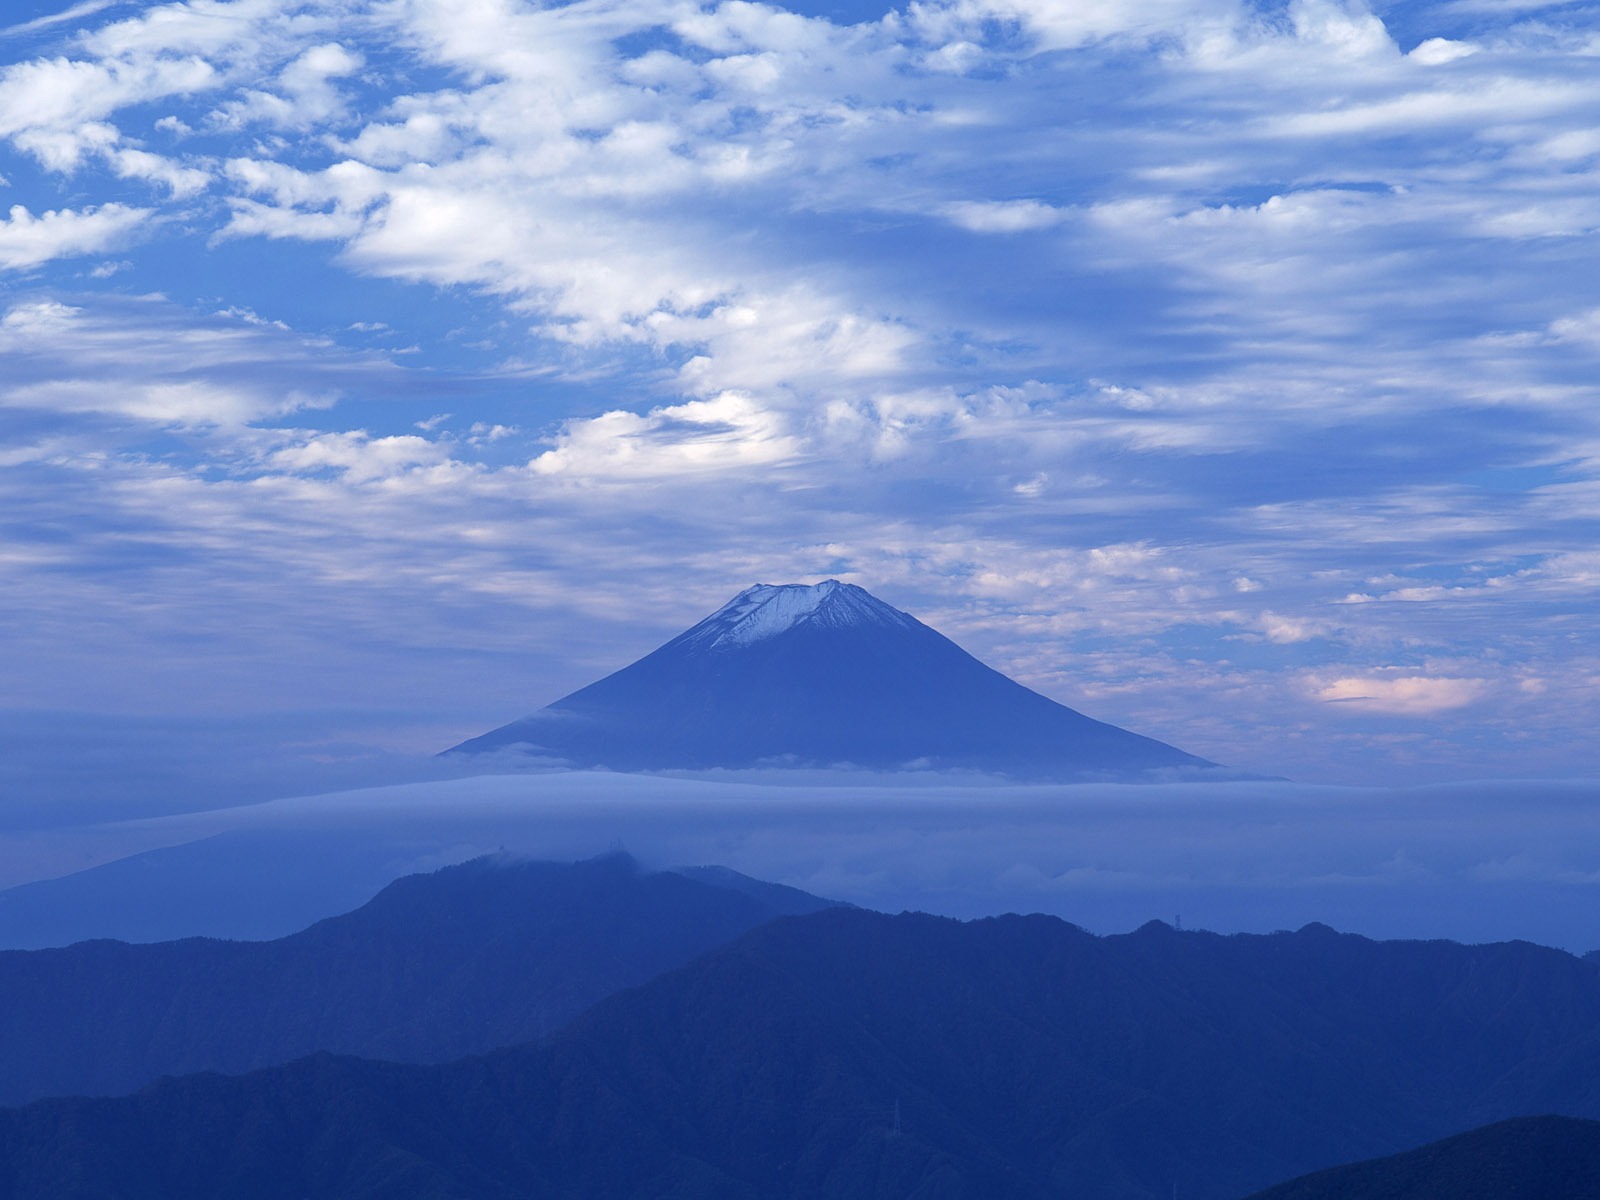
[447,580,1229,778]
[5,860,1600,1198]
[0,854,836,1107]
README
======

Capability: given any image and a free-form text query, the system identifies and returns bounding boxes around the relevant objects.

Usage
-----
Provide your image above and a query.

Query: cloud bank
[7,771,1600,952]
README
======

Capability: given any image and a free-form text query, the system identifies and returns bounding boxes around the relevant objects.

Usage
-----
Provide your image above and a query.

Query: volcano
[445,581,1220,778]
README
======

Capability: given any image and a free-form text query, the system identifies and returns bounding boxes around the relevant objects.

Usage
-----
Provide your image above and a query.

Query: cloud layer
[9,772,1600,952]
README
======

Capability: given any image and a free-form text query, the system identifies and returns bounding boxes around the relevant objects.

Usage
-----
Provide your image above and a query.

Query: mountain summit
[676,580,919,651]
[445,581,1219,777]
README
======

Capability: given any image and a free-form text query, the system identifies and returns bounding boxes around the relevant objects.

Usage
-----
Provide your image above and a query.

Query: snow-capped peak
[685,581,916,650]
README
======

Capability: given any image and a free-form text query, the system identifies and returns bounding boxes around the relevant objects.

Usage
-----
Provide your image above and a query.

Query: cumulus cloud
[212,41,363,131]
[0,202,148,269]
[268,430,453,481]
[0,53,215,170]
[531,392,801,479]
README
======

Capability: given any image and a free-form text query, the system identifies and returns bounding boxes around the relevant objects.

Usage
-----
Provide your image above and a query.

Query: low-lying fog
[4,768,1597,953]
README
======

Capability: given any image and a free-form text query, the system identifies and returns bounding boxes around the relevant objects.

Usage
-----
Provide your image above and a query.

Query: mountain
[7,909,1600,1198]
[1241,1115,1600,1200]
[0,852,837,1107]
[446,579,1219,777]
[0,828,418,950]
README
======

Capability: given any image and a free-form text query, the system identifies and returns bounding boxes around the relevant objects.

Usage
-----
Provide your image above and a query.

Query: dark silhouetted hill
[1241,1114,1600,1200]
[0,852,836,1106]
[5,909,1600,1197]
[446,580,1226,778]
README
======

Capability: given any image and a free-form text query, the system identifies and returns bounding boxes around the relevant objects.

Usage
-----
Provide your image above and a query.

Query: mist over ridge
[5,770,1599,953]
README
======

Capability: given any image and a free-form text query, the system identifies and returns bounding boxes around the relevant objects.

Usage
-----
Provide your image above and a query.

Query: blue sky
[2,0,1600,797]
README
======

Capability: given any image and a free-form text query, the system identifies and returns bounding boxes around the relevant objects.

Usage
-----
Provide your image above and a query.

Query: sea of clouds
[4,768,1598,952]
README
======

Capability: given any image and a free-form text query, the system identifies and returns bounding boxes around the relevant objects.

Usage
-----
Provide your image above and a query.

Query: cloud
[0,202,149,269]
[212,41,363,131]
[108,146,209,197]
[0,53,216,169]
[1265,78,1593,139]
[905,0,1236,55]
[0,0,127,40]
[1548,308,1600,346]
[1258,612,1332,644]
[1408,37,1477,66]
[532,391,801,479]
[268,430,454,482]
[12,772,1600,951]
[939,199,1068,234]
[0,295,401,427]
[1312,674,1490,715]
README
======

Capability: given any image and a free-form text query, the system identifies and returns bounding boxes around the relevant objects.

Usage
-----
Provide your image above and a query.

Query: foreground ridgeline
[1241,1115,1600,1200]
[446,580,1227,778]
[4,860,1600,1198]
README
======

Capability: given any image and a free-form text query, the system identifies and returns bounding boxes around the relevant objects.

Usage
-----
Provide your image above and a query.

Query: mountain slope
[0,853,836,1107]
[447,580,1218,777]
[1241,1115,1600,1200]
[6,909,1600,1198]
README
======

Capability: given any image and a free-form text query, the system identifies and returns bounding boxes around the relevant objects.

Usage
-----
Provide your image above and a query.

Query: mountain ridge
[0,852,838,1107]
[1240,1115,1600,1200]
[5,904,1600,1198]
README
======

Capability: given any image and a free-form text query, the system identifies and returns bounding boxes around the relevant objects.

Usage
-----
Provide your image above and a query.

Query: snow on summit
[682,581,916,650]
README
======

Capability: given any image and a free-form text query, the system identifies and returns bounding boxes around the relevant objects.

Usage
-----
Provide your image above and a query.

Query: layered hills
[0,853,835,1106]
[6,894,1600,1198]
[447,580,1221,778]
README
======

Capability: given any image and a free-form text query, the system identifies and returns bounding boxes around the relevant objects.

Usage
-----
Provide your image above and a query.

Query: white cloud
[70,0,346,76]
[1258,612,1331,644]
[0,0,126,40]
[0,202,149,269]
[213,41,363,131]
[1548,308,1600,346]
[1265,78,1593,139]
[109,146,209,197]
[9,377,300,425]
[0,53,217,167]
[1312,674,1490,715]
[0,296,392,426]
[939,199,1068,233]
[268,430,453,482]
[1408,37,1477,66]
[905,0,1233,54]
[531,392,801,479]
[1284,0,1394,59]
